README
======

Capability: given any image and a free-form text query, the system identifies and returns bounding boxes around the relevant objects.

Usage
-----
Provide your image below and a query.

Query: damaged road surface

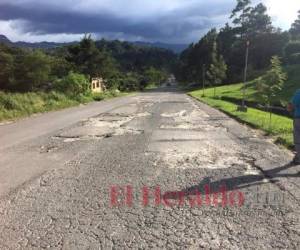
[0,89,299,249]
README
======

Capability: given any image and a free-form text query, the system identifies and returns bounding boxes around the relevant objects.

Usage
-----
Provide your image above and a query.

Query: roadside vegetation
[189,61,297,148]
[176,1,300,87]
[0,35,175,121]
[196,64,300,106]
[0,90,131,122]
[189,90,293,148]
[177,0,300,149]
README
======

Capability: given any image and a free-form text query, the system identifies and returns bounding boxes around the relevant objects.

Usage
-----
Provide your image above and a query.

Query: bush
[93,93,105,101]
[74,93,93,103]
[0,92,41,116]
[54,72,90,96]
[0,91,80,121]
[0,94,24,110]
[118,73,141,91]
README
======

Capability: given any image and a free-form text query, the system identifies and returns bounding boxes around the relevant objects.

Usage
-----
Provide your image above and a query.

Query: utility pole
[238,40,250,112]
[242,40,250,108]
[202,64,206,96]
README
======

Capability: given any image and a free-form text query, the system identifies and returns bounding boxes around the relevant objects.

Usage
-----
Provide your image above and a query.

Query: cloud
[0,0,234,43]
[0,0,298,43]
[262,0,299,30]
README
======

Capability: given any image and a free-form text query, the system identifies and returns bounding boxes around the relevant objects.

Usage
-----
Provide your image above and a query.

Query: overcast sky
[0,0,299,44]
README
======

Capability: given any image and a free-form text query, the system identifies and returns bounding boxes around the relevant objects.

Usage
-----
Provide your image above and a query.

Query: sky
[0,0,299,44]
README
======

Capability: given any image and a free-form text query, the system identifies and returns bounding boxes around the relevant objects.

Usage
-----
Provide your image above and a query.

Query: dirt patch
[149,135,251,170]
[109,105,139,116]
[39,145,59,153]
[160,123,225,131]
[87,115,132,129]
[161,110,187,118]
[159,145,251,170]
[161,109,209,120]
[161,109,211,130]
[55,112,150,141]
[62,138,81,143]
[244,165,261,175]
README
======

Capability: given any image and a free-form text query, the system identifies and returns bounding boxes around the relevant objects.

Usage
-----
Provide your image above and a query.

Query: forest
[176,0,300,87]
[0,35,177,93]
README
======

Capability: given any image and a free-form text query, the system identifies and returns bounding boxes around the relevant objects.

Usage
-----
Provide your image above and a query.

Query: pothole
[114,128,144,136]
[143,102,155,108]
[62,138,81,143]
[161,152,249,170]
[161,110,187,118]
[55,112,150,142]
[40,145,59,153]
[135,112,152,118]
[86,115,132,129]
[244,165,261,175]
[160,123,224,131]
[174,109,209,123]
[161,109,209,120]
[153,142,251,170]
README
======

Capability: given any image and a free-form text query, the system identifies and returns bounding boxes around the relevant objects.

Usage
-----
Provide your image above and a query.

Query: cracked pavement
[0,88,299,249]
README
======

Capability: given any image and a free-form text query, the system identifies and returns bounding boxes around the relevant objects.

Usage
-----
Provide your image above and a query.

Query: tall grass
[0,90,130,122]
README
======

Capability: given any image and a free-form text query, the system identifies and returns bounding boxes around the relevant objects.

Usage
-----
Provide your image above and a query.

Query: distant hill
[0,35,12,44]
[0,34,187,53]
[133,41,187,53]
[14,41,75,49]
[95,39,178,72]
[0,35,73,49]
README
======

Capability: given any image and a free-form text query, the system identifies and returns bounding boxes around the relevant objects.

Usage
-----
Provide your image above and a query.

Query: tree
[50,56,74,79]
[290,10,300,39]
[284,41,300,64]
[68,35,107,78]
[95,39,177,74]
[255,56,287,129]
[117,72,142,92]
[96,48,120,80]
[251,31,289,69]
[206,41,227,96]
[247,3,272,36]
[183,29,219,84]
[175,44,195,82]
[217,23,237,62]
[231,0,251,19]
[230,1,272,38]
[225,1,274,81]
[144,67,167,86]
[0,50,14,90]
[230,0,252,38]
[19,50,52,91]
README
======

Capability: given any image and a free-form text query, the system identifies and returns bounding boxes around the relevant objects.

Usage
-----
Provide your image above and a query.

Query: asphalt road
[0,88,299,249]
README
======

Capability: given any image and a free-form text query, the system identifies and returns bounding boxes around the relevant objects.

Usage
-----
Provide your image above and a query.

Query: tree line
[176,0,300,87]
[0,35,177,94]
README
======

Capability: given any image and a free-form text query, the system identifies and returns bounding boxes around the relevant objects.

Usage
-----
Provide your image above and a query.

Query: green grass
[0,90,132,122]
[144,83,158,90]
[187,64,300,149]
[189,92,293,148]
[200,64,300,105]
[201,82,253,100]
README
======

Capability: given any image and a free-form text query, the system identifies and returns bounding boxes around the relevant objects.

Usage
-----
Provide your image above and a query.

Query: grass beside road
[200,64,300,106]
[0,90,132,123]
[189,91,293,148]
[187,64,300,148]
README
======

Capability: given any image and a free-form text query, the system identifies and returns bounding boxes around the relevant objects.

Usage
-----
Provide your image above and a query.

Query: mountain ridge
[0,34,187,53]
